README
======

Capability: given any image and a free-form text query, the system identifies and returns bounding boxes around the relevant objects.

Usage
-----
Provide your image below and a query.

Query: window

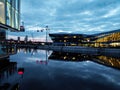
[15,0,19,10]
[11,7,15,28]
[15,11,19,29]
[0,0,5,24]
[6,2,11,26]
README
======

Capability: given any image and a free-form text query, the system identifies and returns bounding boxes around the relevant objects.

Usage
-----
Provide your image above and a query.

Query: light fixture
[18,68,24,75]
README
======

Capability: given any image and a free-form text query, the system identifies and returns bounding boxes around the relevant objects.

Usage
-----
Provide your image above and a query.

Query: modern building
[49,29,120,48]
[0,0,21,31]
[93,29,120,47]
[49,33,94,46]
[0,0,21,58]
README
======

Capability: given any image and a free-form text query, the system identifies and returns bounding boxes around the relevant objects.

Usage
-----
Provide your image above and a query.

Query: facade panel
[0,0,5,24]
[6,2,12,26]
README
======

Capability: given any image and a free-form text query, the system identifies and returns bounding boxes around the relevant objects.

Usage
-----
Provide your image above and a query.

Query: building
[49,33,94,46]
[49,29,120,48]
[0,0,21,58]
[93,29,120,47]
[0,0,21,31]
[18,36,20,42]
[24,35,28,43]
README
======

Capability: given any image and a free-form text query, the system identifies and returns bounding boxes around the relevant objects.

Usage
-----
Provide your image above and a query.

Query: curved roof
[49,29,120,41]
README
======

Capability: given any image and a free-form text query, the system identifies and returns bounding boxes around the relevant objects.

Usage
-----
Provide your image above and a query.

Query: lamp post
[37,26,50,44]
[45,26,50,43]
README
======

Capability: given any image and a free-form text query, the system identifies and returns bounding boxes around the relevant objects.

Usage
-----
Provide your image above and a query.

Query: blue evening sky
[8,0,120,41]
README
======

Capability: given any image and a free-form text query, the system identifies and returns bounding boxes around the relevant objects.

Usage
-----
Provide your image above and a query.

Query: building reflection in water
[49,51,93,62]
[0,58,22,90]
[49,51,120,69]
[94,55,120,69]
[0,59,17,80]
[17,47,38,55]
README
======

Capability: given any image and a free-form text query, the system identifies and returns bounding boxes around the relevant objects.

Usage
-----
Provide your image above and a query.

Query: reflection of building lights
[17,49,20,53]
[72,57,76,60]
[64,40,66,42]
[86,61,90,63]
[64,56,67,59]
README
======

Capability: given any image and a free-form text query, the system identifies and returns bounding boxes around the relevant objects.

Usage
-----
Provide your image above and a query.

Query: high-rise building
[0,0,21,31]
[0,0,21,59]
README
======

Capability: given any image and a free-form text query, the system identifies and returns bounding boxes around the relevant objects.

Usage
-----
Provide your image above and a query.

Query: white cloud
[80,11,93,16]
[102,6,120,18]
[26,25,44,31]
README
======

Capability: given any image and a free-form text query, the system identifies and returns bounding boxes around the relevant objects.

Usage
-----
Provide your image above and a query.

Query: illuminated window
[64,36,68,39]
[71,43,76,46]
[0,0,5,24]
[73,36,76,38]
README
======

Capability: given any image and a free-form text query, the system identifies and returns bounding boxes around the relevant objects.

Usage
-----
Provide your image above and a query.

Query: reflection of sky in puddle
[10,49,50,66]
[9,49,120,90]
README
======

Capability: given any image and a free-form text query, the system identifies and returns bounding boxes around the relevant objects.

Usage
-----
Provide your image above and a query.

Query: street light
[45,26,50,43]
[37,26,50,44]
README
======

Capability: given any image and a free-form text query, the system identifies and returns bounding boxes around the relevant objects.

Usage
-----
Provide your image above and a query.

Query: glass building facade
[0,0,21,59]
[0,0,20,30]
[49,29,120,48]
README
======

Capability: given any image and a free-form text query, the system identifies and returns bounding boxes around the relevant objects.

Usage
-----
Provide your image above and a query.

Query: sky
[8,0,120,41]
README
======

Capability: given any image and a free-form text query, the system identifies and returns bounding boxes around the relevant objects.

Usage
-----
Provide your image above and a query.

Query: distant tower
[24,35,28,43]
[18,37,20,42]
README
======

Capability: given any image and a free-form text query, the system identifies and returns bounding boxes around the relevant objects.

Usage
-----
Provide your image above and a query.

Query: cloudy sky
[8,0,120,41]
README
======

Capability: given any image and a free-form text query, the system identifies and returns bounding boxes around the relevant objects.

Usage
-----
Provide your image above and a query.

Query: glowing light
[18,68,24,75]
[72,57,76,60]
[64,56,67,59]
[73,36,76,38]
[18,71,24,75]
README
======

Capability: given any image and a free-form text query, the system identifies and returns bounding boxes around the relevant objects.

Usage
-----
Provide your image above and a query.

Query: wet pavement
[0,48,120,90]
